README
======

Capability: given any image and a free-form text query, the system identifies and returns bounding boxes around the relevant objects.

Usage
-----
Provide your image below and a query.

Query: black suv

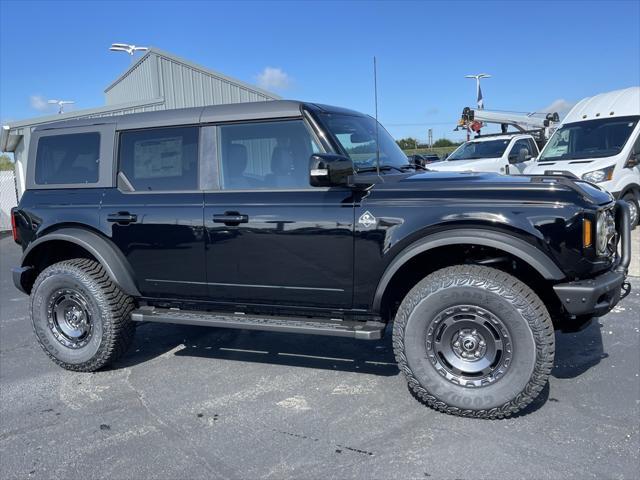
[11,101,632,418]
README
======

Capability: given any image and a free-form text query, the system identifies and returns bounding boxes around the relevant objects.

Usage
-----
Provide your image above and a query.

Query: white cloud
[256,67,291,91]
[539,98,576,119]
[30,95,49,111]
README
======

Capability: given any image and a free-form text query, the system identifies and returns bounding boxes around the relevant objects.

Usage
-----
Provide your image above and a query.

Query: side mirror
[625,151,639,168]
[309,153,353,187]
[409,155,427,168]
[510,148,529,164]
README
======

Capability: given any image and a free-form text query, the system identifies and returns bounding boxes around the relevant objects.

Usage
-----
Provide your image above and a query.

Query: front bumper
[553,270,626,316]
[553,200,632,317]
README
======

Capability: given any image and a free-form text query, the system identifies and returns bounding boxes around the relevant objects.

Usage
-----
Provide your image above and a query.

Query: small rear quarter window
[35,132,100,185]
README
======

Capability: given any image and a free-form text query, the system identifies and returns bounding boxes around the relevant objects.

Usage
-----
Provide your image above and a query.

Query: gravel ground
[1,234,639,480]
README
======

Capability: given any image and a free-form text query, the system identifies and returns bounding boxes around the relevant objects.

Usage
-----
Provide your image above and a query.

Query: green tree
[432,138,456,148]
[0,154,15,171]
[396,137,420,150]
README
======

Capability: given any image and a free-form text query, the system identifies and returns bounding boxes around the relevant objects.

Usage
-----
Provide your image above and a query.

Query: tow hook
[621,281,631,301]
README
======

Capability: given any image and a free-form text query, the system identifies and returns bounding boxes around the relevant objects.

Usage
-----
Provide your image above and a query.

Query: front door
[101,125,207,299]
[507,138,537,174]
[203,119,354,310]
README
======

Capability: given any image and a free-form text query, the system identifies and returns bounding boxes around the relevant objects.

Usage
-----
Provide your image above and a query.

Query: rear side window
[118,127,199,191]
[35,133,100,185]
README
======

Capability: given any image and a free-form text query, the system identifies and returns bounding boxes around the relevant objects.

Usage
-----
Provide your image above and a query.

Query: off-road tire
[31,258,135,371]
[393,265,555,419]
[622,193,639,229]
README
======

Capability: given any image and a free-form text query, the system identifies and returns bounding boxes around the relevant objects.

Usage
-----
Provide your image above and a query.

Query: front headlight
[596,209,616,256]
[582,165,615,183]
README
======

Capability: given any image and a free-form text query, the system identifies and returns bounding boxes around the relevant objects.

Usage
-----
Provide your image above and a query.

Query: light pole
[47,100,75,114]
[464,73,490,110]
[464,73,491,139]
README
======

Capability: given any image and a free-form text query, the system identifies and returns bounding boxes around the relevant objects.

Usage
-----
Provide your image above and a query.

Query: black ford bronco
[11,100,632,418]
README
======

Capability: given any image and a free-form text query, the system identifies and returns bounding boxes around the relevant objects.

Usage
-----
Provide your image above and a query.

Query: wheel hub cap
[453,329,487,361]
[47,289,93,349]
[426,305,513,388]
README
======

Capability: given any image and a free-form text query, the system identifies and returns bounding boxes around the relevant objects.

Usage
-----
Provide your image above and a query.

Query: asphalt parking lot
[1,234,639,480]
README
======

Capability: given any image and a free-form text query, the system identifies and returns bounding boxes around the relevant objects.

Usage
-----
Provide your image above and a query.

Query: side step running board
[131,306,385,340]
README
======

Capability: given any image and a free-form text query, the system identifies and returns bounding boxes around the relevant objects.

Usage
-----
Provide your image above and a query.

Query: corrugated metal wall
[105,56,158,105]
[106,52,275,108]
[157,55,272,108]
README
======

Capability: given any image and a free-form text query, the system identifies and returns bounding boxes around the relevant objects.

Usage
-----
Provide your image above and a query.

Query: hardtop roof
[32,101,367,133]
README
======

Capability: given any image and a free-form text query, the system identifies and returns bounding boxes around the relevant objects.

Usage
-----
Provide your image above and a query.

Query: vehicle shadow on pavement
[115,318,607,381]
[552,319,607,379]
[114,322,399,376]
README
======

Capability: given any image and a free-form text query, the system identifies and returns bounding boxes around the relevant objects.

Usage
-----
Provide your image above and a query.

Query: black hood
[365,170,614,207]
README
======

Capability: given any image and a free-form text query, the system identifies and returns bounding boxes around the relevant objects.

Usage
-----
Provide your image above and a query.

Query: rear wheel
[30,259,135,371]
[393,265,555,419]
[622,193,638,229]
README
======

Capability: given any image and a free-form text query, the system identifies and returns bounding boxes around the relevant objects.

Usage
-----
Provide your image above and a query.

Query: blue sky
[1,0,639,142]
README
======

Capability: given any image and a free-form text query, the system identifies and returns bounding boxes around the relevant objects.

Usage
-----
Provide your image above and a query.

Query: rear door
[100,126,207,299]
[203,119,355,310]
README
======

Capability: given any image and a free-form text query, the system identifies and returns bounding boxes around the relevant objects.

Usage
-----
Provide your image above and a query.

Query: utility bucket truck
[525,87,640,227]
[428,107,559,175]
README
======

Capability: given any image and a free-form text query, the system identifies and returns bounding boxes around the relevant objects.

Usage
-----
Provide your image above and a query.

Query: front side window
[35,132,100,185]
[539,116,639,161]
[119,127,199,191]
[218,120,320,190]
[447,139,510,161]
[318,113,409,171]
[509,139,531,159]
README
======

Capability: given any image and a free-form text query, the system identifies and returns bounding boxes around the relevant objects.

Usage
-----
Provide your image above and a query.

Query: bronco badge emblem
[358,211,377,228]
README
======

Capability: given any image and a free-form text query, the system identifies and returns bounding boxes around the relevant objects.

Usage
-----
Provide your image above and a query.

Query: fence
[0,171,18,232]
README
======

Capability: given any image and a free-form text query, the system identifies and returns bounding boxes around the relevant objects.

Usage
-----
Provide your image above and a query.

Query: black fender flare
[22,227,141,297]
[372,228,566,312]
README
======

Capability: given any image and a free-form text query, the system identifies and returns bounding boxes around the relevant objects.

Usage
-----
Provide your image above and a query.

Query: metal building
[1,48,280,198]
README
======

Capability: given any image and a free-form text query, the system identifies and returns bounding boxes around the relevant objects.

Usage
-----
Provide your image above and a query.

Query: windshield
[447,139,510,161]
[539,115,639,161]
[319,113,410,171]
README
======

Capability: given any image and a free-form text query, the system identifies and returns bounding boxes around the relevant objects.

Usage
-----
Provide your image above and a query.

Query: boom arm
[460,107,560,131]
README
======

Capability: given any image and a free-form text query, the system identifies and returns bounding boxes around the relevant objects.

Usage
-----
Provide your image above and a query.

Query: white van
[525,87,640,227]
[428,133,539,175]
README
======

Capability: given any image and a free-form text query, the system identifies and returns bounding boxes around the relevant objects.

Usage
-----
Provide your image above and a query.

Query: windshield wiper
[400,163,429,171]
[356,165,406,174]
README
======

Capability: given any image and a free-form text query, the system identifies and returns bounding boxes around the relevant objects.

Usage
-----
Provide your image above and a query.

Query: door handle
[213,212,248,226]
[107,212,138,224]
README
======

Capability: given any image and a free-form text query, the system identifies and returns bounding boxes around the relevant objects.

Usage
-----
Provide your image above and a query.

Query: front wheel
[393,265,555,419]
